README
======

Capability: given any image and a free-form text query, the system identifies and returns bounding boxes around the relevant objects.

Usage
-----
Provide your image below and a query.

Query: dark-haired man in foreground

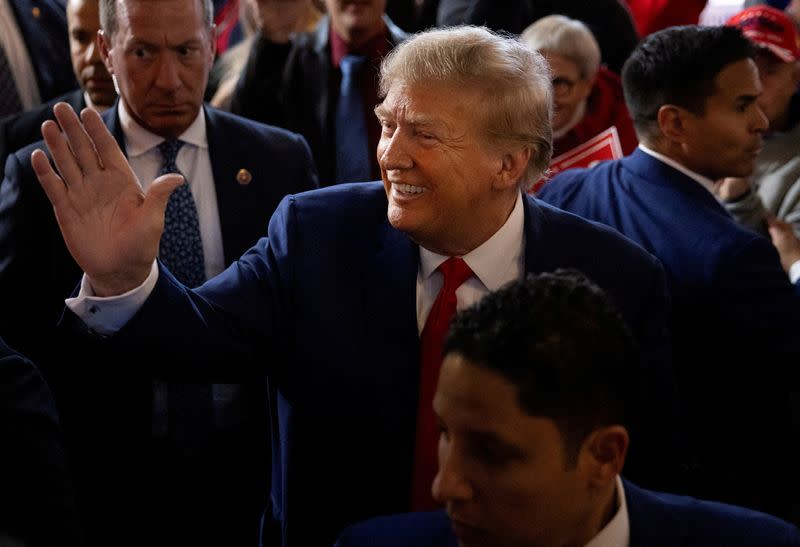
[537,24,800,517]
[336,271,800,547]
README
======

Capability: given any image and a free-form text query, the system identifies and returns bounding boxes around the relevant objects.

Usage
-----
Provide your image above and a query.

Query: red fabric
[411,257,474,511]
[330,26,392,180]
[553,67,639,159]
[625,0,705,37]
[214,0,240,56]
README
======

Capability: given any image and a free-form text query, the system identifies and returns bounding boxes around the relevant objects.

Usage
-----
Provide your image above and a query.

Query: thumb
[144,173,185,217]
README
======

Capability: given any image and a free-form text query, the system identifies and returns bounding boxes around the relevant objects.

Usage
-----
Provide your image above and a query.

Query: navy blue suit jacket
[0,103,318,547]
[67,183,676,546]
[334,479,800,547]
[537,148,800,515]
[8,0,77,105]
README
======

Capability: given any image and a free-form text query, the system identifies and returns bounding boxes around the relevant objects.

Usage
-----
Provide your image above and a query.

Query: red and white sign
[530,126,624,194]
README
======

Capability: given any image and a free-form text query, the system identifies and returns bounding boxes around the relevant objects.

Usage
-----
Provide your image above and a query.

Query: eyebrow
[373,105,449,131]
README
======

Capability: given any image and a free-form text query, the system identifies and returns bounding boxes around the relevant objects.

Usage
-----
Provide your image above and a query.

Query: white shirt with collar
[69,190,528,336]
[585,476,630,547]
[118,100,225,280]
[0,0,42,110]
[417,191,525,331]
[639,144,800,283]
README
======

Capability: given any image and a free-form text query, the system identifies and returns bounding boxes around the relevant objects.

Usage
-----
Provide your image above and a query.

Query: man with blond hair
[33,26,676,546]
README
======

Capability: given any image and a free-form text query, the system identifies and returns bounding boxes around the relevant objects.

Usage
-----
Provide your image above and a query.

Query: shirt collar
[117,100,208,158]
[585,476,630,547]
[419,191,525,291]
[638,144,717,195]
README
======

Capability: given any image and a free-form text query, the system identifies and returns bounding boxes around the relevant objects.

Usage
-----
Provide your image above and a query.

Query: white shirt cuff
[65,261,160,335]
[790,259,800,285]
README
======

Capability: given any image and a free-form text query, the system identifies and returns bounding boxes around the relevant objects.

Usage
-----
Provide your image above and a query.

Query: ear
[207,24,217,61]
[98,30,113,74]
[656,104,689,144]
[581,425,628,488]
[493,146,532,191]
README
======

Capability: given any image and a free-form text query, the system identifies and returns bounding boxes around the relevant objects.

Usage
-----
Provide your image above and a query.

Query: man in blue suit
[537,25,800,518]
[336,272,800,547]
[0,0,317,545]
[1,0,77,117]
[32,26,677,546]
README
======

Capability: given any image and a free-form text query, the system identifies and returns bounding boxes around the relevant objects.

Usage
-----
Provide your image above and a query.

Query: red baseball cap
[726,5,800,63]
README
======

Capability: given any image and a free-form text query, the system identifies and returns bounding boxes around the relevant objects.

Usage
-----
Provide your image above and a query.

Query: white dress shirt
[417,191,525,331]
[0,0,42,110]
[585,476,630,547]
[639,144,800,283]
[69,190,528,336]
[118,100,225,280]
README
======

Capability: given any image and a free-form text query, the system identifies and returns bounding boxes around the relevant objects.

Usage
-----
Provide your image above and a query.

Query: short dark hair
[443,270,638,466]
[622,25,756,139]
[99,0,214,38]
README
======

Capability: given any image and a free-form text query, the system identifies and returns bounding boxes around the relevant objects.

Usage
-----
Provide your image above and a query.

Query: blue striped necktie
[0,45,23,118]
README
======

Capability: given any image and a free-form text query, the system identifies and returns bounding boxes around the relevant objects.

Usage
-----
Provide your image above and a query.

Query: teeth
[395,183,425,194]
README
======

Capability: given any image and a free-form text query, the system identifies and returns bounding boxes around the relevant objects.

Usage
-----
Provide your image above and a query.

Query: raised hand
[32,103,184,296]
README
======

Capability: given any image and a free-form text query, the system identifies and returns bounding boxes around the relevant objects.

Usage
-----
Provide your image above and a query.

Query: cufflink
[236,168,252,185]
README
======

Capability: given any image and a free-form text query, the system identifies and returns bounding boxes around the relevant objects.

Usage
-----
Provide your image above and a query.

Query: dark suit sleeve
[0,338,82,547]
[230,36,293,125]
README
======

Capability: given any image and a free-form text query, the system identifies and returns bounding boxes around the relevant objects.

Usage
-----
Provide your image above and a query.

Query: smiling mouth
[393,183,426,195]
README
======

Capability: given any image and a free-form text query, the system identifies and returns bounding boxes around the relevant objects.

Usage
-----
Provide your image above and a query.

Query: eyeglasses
[551,76,578,98]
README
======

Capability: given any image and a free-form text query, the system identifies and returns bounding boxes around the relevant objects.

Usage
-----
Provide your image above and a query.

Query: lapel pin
[32,6,41,17]
[236,168,252,185]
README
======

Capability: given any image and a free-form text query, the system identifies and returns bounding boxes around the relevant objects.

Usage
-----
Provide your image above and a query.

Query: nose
[751,102,769,133]
[87,35,102,64]
[378,129,413,172]
[154,52,181,91]
[431,436,473,504]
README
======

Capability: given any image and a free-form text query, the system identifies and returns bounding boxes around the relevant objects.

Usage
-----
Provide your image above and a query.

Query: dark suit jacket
[0,336,81,547]
[537,148,800,516]
[64,183,675,546]
[334,479,800,547]
[0,88,84,174]
[230,16,407,185]
[7,0,77,106]
[0,103,318,547]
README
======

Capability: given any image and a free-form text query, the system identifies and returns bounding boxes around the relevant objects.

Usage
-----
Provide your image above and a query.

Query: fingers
[144,173,185,218]
[31,148,67,208]
[41,117,85,188]
[52,102,103,175]
[81,107,128,170]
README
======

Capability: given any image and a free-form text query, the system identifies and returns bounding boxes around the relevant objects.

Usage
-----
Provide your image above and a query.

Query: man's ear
[656,104,689,144]
[581,425,629,488]
[98,30,113,74]
[493,146,532,191]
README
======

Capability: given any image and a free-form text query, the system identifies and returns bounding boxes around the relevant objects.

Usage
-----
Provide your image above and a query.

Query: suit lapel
[625,480,689,546]
[103,102,126,152]
[203,106,243,264]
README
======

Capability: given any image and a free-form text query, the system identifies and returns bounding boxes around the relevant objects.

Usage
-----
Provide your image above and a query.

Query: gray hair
[100,0,214,38]
[520,15,601,80]
[380,26,553,189]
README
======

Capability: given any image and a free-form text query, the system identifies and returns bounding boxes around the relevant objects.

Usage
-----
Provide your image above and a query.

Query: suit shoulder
[529,196,659,267]
[627,481,800,546]
[206,106,308,147]
[335,511,455,547]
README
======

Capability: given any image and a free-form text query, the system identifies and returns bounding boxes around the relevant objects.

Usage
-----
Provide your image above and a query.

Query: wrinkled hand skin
[31,102,184,296]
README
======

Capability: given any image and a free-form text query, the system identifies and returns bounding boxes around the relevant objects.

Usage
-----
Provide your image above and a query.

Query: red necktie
[411,257,474,510]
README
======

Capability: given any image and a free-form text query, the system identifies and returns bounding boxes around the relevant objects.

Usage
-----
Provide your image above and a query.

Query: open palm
[32,103,183,296]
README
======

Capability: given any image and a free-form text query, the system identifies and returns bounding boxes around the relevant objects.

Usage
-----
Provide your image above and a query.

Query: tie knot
[158,139,184,165]
[340,54,367,76]
[437,257,473,289]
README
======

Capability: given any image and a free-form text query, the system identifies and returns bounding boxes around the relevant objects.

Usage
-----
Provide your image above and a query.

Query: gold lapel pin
[32,6,41,17]
[236,168,252,185]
